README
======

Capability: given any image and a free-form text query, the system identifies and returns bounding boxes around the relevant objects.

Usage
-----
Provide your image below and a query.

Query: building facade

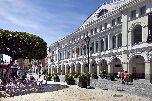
[48,0,152,82]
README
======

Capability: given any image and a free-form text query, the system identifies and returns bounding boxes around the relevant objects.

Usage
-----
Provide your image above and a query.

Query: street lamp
[84,35,90,88]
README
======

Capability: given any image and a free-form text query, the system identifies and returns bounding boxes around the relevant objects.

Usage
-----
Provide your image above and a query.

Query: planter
[54,79,60,82]
[110,75,115,81]
[78,81,87,88]
[92,76,98,79]
[47,76,52,81]
[66,80,75,85]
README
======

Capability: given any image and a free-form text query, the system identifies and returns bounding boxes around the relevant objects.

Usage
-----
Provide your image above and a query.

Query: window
[117,34,122,48]
[72,49,75,58]
[104,23,107,29]
[100,39,104,52]
[97,9,108,18]
[76,47,79,56]
[140,5,146,15]
[112,19,115,26]
[91,42,94,53]
[105,37,108,50]
[112,36,116,49]
[80,47,83,55]
[95,41,98,52]
[132,25,142,45]
[91,29,93,35]
[67,51,70,59]
[94,28,97,33]
[131,10,136,19]
[117,16,121,24]
[100,25,102,31]
[83,33,86,38]
[86,31,88,36]
[84,45,86,55]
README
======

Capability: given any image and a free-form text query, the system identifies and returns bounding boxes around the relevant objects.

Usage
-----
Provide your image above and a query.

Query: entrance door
[132,67,136,79]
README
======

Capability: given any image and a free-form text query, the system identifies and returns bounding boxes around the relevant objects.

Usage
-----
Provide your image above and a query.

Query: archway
[58,65,61,75]
[65,64,70,74]
[90,60,97,74]
[100,59,108,73]
[132,25,142,45]
[129,55,145,79]
[70,63,75,74]
[76,62,81,74]
[110,57,122,74]
[61,64,65,75]
[82,62,89,73]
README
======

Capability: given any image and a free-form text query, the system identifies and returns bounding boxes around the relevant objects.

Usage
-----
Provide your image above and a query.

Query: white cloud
[0,0,88,45]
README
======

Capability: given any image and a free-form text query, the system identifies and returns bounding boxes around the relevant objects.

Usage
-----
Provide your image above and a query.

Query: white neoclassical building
[48,0,152,82]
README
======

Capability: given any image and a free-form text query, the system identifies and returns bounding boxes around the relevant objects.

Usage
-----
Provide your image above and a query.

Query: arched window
[97,9,108,18]
[132,25,142,45]
[117,34,122,48]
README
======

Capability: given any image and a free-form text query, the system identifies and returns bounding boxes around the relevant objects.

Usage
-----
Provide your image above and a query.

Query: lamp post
[84,36,90,88]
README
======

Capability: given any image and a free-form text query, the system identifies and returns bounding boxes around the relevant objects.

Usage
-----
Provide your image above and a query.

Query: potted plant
[47,73,52,81]
[125,74,133,85]
[78,72,88,88]
[53,74,60,82]
[110,74,115,81]
[65,73,75,85]
[91,73,98,79]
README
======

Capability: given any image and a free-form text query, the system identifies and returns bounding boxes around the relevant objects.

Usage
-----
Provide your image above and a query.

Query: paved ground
[30,74,152,99]
[90,78,152,99]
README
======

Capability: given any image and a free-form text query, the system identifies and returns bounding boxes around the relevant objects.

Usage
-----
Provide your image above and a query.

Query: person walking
[120,70,126,84]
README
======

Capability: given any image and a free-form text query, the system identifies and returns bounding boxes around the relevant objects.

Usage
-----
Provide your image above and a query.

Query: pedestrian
[99,70,103,78]
[103,70,107,79]
[120,70,126,84]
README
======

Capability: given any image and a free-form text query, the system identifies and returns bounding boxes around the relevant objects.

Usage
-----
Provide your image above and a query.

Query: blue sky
[0,0,110,62]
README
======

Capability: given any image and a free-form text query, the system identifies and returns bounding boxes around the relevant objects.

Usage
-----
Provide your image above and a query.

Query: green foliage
[0,29,47,61]
[46,73,52,81]
[65,73,74,81]
[78,72,88,82]
[53,74,60,80]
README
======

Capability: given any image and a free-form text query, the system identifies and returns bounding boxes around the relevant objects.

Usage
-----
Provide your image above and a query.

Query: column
[108,34,111,50]
[122,62,128,72]
[108,63,113,74]
[97,64,100,76]
[145,60,151,80]
[122,12,128,47]
[75,47,77,59]
[103,38,106,51]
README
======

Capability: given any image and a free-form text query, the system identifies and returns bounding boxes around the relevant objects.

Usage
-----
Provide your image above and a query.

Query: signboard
[115,64,121,67]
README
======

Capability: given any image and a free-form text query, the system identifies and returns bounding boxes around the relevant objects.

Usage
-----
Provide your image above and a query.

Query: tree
[0,29,47,81]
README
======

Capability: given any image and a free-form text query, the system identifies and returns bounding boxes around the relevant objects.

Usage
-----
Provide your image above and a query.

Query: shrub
[65,73,74,81]
[78,72,88,82]
[46,73,52,81]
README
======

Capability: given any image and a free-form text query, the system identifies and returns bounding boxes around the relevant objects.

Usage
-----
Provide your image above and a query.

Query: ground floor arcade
[48,52,152,83]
